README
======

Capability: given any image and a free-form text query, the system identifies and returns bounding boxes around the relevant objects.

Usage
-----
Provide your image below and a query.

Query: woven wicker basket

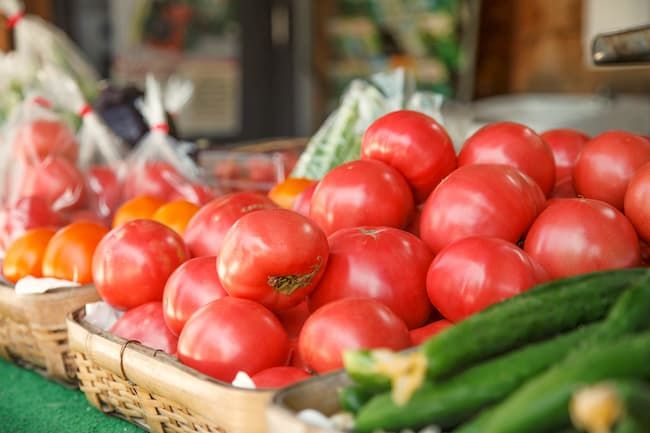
[67,307,274,433]
[266,371,350,433]
[0,282,99,384]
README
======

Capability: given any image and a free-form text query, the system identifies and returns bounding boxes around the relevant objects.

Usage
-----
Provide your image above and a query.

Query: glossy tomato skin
[459,122,556,196]
[13,119,78,163]
[291,182,317,217]
[624,161,650,243]
[574,131,650,210]
[298,298,411,373]
[110,302,178,355]
[42,221,109,284]
[524,198,640,279]
[22,157,86,211]
[361,110,457,202]
[420,164,545,255]
[541,129,590,184]
[275,300,311,338]
[410,319,452,346]
[310,160,414,236]
[92,219,189,310]
[218,209,329,311]
[162,256,227,336]
[310,227,434,329]
[2,228,56,283]
[177,297,290,382]
[124,161,186,202]
[427,236,549,322]
[251,366,311,389]
[184,192,277,257]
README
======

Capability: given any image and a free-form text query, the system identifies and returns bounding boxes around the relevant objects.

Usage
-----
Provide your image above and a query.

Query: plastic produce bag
[0,51,39,123]
[39,66,127,221]
[124,75,214,205]
[0,0,99,100]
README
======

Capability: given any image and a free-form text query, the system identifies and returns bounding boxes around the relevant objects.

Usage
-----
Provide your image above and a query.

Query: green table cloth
[0,358,142,433]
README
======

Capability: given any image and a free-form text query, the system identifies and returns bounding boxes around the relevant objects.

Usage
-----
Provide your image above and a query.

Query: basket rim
[70,306,275,394]
[0,282,96,301]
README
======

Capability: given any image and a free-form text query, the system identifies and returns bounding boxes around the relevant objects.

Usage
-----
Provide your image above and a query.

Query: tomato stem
[268,257,322,295]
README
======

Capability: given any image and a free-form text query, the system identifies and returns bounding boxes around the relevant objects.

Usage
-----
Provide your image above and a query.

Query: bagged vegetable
[39,66,128,222]
[124,75,214,205]
[0,51,39,123]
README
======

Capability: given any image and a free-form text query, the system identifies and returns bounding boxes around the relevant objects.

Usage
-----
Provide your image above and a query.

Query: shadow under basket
[266,371,352,433]
[0,283,99,384]
[66,307,274,433]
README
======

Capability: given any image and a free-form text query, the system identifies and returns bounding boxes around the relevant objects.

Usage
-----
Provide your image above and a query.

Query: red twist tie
[7,11,25,29]
[152,123,170,134]
[78,104,92,118]
[32,96,52,109]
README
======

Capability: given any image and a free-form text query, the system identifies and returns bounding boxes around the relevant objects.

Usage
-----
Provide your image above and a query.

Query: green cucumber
[346,268,649,388]
[615,418,647,433]
[481,332,650,433]
[338,385,375,414]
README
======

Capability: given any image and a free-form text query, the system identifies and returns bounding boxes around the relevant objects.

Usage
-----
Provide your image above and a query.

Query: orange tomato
[268,178,316,209]
[2,228,57,283]
[112,196,165,228]
[152,200,200,235]
[42,221,109,283]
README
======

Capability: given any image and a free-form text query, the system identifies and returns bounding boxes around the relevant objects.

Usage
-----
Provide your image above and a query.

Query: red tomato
[13,119,78,163]
[310,160,414,236]
[92,219,189,310]
[550,177,578,199]
[426,236,548,322]
[177,297,290,382]
[459,122,555,196]
[420,164,545,254]
[410,319,452,346]
[310,227,434,329]
[573,131,650,210]
[0,196,63,257]
[251,366,311,389]
[22,157,86,211]
[184,193,277,257]
[625,161,650,242]
[540,128,590,183]
[168,182,216,206]
[288,338,310,372]
[110,302,178,355]
[361,110,457,202]
[406,205,424,238]
[275,300,311,338]
[85,165,122,219]
[298,298,411,373]
[291,182,317,217]
[162,256,228,336]
[124,161,187,202]
[524,198,640,278]
[218,209,329,311]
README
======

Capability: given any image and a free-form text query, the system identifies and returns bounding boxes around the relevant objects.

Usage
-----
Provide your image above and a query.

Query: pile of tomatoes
[3,109,650,389]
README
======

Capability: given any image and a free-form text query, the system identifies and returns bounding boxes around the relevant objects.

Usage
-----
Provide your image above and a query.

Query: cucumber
[346,268,649,389]
[615,418,647,433]
[481,332,650,433]
[354,274,650,433]
[338,385,375,414]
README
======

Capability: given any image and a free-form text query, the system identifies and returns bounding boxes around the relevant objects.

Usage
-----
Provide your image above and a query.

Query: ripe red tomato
[251,366,311,389]
[310,160,414,236]
[22,157,86,211]
[177,297,290,382]
[110,302,178,355]
[540,128,589,184]
[0,196,63,257]
[184,193,277,257]
[524,198,640,278]
[92,219,189,310]
[218,209,329,311]
[310,227,434,329]
[420,164,545,254]
[298,298,411,373]
[410,319,452,346]
[427,236,548,322]
[162,256,228,336]
[291,182,317,217]
[124,161,187,202]
[624,161,650,243]
[361,110,457,202]
[85,165,122,219]
[275,300,311,338]
[573,131,650,210]
[13,119,78,163]
[459,122,556,196]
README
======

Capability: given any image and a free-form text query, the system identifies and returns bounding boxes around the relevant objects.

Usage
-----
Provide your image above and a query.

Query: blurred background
[1,0,648,143]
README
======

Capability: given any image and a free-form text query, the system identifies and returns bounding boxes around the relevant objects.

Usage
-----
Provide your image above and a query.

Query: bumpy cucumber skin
[483,332,650,433]
[354,324,600,433]
[423,268,649,379]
